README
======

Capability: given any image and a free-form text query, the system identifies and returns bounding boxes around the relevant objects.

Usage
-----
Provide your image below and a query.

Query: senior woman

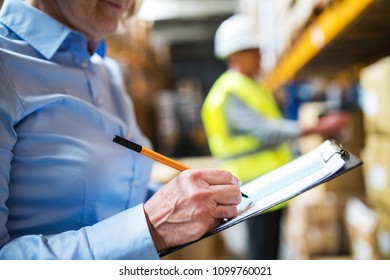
[0,0,241,259]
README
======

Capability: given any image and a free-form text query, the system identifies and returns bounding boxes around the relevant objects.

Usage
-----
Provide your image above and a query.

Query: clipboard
[158,140,363,257]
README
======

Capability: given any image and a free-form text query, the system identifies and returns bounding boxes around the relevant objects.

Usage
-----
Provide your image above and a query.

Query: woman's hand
[144,169,241,252]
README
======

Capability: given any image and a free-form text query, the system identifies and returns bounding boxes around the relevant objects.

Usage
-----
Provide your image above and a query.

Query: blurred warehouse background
[2,0,390,260]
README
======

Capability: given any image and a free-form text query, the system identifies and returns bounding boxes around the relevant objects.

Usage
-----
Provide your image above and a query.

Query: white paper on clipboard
[213,140,346,232]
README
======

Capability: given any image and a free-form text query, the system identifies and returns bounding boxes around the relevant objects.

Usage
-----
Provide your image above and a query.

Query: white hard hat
[214,14,260,59]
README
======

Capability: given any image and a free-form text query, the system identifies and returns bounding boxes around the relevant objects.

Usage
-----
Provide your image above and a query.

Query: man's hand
[302,111,351,139]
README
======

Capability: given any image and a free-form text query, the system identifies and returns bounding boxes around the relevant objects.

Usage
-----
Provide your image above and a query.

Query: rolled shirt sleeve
[225,94,302,149]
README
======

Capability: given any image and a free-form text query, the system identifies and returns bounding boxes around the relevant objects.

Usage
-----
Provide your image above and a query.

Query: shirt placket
[70,35,104,108]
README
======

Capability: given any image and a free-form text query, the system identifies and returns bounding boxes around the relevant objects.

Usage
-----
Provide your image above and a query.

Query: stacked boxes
[283,85,366,259]
[359,56,390,259]
[344,198,379,259]
[376,211,390,259]
[362,134,390,210]
[259,0,336,72]
[282,187,358,259]
[360,57,390,136]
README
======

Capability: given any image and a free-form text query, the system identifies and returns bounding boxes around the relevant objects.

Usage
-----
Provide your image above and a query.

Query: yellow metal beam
[265,0,375,91]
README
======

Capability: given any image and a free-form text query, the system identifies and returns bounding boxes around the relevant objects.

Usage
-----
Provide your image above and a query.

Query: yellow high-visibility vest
[201,71,293,183]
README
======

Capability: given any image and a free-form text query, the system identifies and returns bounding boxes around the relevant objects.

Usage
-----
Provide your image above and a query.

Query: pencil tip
[241,192,249,198]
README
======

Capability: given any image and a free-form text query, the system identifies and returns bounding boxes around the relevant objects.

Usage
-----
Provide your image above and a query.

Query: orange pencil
[113,135,190,171]
[113,135,249,198]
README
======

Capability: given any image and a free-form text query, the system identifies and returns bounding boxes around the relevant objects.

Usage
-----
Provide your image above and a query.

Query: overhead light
[138,0,238,21]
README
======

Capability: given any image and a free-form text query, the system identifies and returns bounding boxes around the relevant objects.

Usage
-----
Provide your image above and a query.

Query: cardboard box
[297,101,327,154]
[362,133,390,210]
[344,198,390,260]
[376,211,390,259]
[360,56,390,135]
[282,188,354,259]
[344,198,379,259]
[305,222,342,256]
[324,165,365,193]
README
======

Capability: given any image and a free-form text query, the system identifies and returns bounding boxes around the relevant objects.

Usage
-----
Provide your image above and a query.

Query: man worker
[201,14,349,259]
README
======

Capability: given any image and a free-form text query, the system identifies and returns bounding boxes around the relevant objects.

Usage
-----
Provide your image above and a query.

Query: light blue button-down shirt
[0,0,159,259]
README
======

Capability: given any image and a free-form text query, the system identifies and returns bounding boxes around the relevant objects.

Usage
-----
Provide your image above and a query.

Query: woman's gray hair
[124,0,143,19]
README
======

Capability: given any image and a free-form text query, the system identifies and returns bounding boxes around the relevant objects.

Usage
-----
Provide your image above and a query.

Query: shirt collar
[0,0,72,60]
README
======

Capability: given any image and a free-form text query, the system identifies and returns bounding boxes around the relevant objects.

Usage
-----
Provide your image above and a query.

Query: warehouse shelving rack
[265,0,390,91]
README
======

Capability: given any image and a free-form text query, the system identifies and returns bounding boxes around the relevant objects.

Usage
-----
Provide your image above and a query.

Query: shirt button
[80,60,88,68]
[96,97,103,106]
[126,133,133,139]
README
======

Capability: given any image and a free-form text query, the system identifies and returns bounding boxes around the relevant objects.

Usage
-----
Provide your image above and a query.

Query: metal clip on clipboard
[320,140,349,163]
